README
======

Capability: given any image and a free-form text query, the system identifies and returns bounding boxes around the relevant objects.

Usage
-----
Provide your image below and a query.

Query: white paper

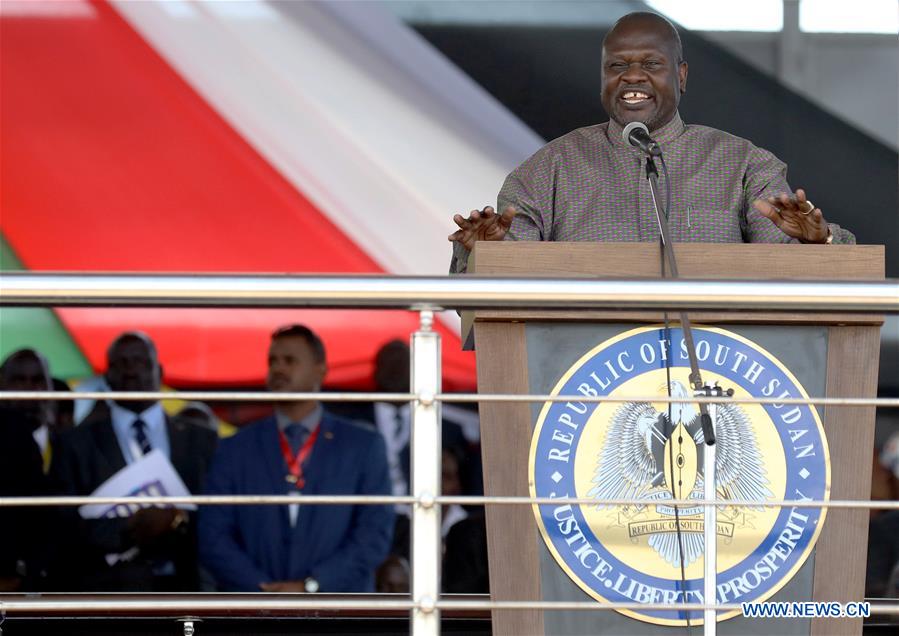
[78,449,196,519]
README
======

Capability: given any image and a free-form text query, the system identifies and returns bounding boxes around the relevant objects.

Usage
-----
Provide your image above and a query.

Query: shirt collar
[32,424,49,454]
[607,111,686,151]
[374,401,409,419]
[110,401,165,436]
[275,403,323,433]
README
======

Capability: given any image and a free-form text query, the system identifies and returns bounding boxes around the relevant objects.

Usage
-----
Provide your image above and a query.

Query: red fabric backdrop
[0,0,476,389]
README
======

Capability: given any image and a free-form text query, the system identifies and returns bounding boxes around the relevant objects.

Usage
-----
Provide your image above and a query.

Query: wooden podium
[464,243,884,636]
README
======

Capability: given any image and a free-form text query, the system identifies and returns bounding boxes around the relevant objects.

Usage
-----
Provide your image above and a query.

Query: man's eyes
[116,359,152,370]
[607,61,663,71]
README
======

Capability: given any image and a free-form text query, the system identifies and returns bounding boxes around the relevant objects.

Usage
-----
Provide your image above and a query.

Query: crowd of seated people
[4,328,898,599]
[868,431,899,598]
[0,327,488,595]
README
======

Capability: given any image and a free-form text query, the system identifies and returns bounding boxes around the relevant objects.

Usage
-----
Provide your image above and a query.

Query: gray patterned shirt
[451,112,854,273]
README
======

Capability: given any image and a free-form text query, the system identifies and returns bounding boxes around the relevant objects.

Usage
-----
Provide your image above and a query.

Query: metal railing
[1,271,896,312]
[1,273,897,635]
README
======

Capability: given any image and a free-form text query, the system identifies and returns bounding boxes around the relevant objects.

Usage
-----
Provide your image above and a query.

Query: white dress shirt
[109,401,169,464]
[374,402,411,514]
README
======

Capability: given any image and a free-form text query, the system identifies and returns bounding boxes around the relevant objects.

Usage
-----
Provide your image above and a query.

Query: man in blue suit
[198,325,393,592]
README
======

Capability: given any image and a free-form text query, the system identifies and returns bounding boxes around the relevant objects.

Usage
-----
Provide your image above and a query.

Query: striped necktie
[132,419,153,456]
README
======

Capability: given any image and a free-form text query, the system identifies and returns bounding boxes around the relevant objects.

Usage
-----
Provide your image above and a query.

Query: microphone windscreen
[622,121,649,145]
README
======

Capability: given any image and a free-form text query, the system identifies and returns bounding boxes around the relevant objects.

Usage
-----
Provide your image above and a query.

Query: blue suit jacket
[198,411,393,592]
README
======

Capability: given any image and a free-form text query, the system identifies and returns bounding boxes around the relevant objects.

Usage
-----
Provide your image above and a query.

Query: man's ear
[679,61,688,95]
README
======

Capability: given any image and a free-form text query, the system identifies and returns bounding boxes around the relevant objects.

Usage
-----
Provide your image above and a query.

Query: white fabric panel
[110,0,543,282]
[306,0,544,163]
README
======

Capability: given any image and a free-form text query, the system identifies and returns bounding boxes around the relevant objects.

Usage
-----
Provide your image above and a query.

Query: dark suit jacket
[443,510,489,593]
[198,412,393,592]
[327,402,475,493]
[0,415,51,588]
[49,409,217,591]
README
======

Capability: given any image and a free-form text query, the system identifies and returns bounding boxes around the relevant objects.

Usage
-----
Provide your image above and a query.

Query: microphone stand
[644,155,725,635]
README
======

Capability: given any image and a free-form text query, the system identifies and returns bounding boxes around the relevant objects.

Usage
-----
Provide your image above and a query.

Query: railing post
[703,407,718,635]
[410,309,442,635]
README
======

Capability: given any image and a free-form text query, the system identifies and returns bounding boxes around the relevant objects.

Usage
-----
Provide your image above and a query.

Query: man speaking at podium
[448,11,855,272]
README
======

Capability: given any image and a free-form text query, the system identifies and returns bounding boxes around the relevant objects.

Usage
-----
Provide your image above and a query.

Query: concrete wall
[704,31,898,149]
[385,1,899,149]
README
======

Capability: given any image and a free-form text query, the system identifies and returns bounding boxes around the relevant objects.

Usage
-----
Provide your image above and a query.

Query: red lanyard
[278,426,319,490]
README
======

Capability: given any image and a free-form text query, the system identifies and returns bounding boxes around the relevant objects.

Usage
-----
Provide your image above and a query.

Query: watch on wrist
[304,577,319,593]
[170,510,188,531]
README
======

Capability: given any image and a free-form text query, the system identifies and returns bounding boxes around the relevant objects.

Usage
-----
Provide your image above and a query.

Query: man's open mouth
[621,90,652,104]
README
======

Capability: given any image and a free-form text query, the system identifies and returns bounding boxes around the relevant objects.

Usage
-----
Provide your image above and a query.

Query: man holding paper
[50,332,217,591]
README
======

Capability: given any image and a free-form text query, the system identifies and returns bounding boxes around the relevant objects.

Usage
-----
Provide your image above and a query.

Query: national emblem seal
[529,326,830,625]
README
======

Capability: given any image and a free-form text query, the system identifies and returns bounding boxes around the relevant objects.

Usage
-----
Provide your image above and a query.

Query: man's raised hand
[753,188,830,244]
[447,206,517,251]
[260,580,307,593]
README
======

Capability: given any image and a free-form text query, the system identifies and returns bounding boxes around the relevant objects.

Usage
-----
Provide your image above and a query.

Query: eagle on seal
[587,380,772,567]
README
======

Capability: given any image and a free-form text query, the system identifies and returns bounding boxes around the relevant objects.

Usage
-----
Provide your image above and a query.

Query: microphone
[622,121,662,157]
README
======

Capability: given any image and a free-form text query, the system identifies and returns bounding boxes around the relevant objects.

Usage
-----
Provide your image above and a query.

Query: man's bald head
[1,348,52,391]
[0,348,53,428]
[603,12,683,63]
[105,331,162,413]
[107,331,159,366]
[374,339,410,395]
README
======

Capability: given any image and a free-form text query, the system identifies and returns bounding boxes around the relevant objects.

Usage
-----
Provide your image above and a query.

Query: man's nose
[120,357,144,372]
[621,62,649,83]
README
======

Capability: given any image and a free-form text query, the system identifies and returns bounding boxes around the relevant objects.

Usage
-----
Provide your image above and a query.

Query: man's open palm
[448,206,517,251]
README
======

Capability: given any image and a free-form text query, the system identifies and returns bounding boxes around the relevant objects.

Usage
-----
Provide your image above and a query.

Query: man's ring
[801,200,814,215]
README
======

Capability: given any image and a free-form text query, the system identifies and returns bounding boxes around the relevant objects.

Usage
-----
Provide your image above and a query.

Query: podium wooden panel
[464,243,884,636]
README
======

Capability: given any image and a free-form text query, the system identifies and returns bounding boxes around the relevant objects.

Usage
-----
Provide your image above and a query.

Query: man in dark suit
[198,324,393,593]
[329,340,483,558]
[330,340,479,501]
[0,348,55,591]
[50,332,217,591]
[0,420,49,591]
[0,349,56,472]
